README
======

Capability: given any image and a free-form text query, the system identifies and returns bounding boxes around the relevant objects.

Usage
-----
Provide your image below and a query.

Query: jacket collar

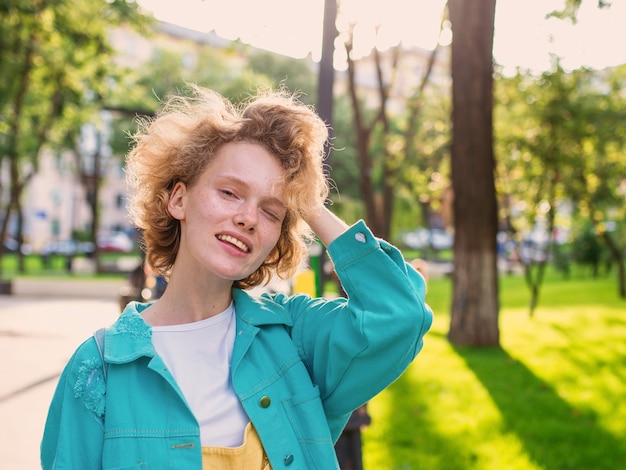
[105,289,292,364]
[105,302,154,364]
[232,288,292,327]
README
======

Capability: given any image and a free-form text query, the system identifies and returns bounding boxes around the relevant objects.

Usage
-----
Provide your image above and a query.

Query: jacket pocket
[282,386,337,469]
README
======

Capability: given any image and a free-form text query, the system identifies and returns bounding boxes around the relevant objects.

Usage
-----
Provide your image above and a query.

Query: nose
[234,203,257,231]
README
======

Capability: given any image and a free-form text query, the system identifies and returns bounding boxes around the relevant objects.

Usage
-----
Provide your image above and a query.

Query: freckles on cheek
[203,198,222,216]
[258,230,279,256]
[266,233,282,257]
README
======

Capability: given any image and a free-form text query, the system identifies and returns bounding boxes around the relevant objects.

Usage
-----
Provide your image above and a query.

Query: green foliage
[496,64,626,228]
[363,272,626,469]
[548,0,612,22]
[71,229,93,243]
[495,62,626,301]
[325,95,359,198]
[104,44,320,155]
[400,87,451,207]
[326,196,364,227]
[114,46,319,111]
[0,0,148,279]
[0,0,147,152]
[247,51,318,102]
[572,223,606,271]
[390,190,426,241]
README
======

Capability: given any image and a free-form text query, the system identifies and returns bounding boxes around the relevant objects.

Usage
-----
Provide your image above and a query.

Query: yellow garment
[202,422,271,470]
[293,269,317,297]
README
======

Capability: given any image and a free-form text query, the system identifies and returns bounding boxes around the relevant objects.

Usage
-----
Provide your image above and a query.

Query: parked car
[97,232,134,253]
[402,228,453,250]
[40,240,94,256]
[3,238,33,254]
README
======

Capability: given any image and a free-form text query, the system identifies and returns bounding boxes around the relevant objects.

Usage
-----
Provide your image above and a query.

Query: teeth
[217,234,249,253]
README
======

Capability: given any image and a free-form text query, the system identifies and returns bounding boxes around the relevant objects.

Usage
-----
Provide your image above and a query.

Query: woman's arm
[41,339,105,469]
[284,220,433,430]
[305,206,349,248]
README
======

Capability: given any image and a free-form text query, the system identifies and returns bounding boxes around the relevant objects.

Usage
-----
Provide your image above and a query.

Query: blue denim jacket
[41,221,433,469]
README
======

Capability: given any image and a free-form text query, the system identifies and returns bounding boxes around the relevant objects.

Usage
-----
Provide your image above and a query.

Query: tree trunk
[345,41,378,235]
[16,197,26,273]
[87,143,104,274]
[602,231,626,298]
[0,20,37,280]
[0,197,14,280]
[448,0,500,346]
[316,0,338,295]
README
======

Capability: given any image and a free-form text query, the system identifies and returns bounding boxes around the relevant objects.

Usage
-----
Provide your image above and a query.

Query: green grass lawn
[1,253,134,280]
[362,270,626,470]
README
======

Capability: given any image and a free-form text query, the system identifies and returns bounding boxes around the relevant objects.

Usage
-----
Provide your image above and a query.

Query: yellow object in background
[292,269,317,297]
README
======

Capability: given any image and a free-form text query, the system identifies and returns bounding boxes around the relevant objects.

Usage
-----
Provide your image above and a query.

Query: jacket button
[259,396,271,408]
[355,232,366,243]
[284,454,294,465]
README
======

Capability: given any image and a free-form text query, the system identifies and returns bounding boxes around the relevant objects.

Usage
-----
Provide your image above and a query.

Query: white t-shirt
[151,303,249,447]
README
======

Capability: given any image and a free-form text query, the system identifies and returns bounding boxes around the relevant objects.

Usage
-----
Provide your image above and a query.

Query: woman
[41,86,432,469]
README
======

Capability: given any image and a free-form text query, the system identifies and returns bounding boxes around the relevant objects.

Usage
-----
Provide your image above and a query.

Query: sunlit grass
[1,253,131,279]
[362,270,626,470]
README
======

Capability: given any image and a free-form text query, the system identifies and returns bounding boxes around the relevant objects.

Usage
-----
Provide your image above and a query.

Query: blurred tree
[400,86,451,236]
[342,15,447,240]
[496,64,581,315]
[549,0,613,21]
[247,51,318,102]
[104,43,294,156]
[572,223,606,277]
[343,31,398,239]
[447,0,500,346]
[0,0,147,276]
[585,64,626,297]
[496,63,626,301]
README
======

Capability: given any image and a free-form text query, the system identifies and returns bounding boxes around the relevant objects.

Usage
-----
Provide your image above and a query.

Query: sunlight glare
[494,0,626,74]
[137,0,626,72]
[337,0,447,58]
[137,0,324,60]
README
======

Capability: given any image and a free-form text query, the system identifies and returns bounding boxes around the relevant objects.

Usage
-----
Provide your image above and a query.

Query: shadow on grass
[455,345,626,470]
[366,366,476,470]
[365,317,626,469]
[365,328,483,469]
[547,320,626,385]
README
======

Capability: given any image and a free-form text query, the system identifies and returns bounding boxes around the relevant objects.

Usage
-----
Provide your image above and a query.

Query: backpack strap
[93,327,108,381]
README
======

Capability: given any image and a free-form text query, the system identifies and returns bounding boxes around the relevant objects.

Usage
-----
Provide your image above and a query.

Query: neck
[142,270,234,326]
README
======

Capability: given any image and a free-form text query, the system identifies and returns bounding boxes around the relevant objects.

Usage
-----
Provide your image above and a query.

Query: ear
[168,182,187,220]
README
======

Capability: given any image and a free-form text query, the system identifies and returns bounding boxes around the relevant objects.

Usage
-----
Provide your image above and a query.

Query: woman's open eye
[220,189,237,198]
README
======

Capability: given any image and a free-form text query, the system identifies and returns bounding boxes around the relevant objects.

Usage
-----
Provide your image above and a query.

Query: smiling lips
[217,234,250,253]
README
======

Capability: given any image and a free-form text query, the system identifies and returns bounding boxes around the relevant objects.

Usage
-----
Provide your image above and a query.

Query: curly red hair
[125,85,329,289]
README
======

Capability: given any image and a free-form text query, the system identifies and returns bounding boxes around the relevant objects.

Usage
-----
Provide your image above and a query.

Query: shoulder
[58,335,107,418]
[68,335,102,366]
[233,288,293,326]
[234,288,345,327]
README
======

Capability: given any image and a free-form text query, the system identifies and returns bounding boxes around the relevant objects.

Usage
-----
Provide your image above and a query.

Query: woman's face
[168,142,287,284]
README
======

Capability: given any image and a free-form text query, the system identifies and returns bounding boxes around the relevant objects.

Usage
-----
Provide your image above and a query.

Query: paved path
[11,277,126,298]
[0,295,120,469]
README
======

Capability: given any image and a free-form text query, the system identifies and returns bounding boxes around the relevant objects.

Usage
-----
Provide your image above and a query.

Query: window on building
[51,219,60,237]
